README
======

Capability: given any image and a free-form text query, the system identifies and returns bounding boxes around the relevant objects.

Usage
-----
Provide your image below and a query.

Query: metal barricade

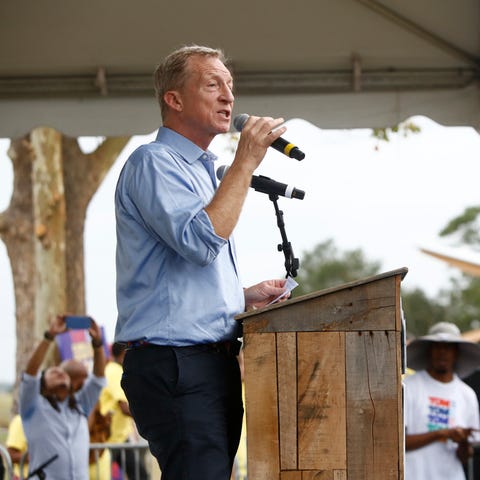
[89,440,150,480]
[12,442,149,480]
[0,444,13,480]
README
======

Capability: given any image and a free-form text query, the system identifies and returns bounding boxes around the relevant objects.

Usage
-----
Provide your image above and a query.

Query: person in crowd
[231,349,247,480]
[99,342,148,479]
[405,321,480,479]
[62,344,110,479]
[60,358,111,479]
[7,360,91,479]
[463,363,480,476]
[88,401,112,480]
[19,314,106,480]
[5,413,28,480]
[61,358,89,392]
[114,44,290,480]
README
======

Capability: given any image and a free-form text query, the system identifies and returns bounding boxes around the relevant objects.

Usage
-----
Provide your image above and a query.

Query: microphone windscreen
[233,114,249,132]
[216,164,229,181]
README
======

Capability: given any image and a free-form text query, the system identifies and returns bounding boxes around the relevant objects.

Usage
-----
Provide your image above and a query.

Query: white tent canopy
[1,0,479,136]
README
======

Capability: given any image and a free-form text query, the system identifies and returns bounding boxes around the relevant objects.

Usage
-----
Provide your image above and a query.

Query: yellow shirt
[88,449,111,480]
[6,414,28,478]
[99,361,133,443]
[233,383,247,480]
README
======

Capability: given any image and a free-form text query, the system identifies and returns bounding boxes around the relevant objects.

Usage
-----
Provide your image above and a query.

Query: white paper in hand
[267,276,299,306]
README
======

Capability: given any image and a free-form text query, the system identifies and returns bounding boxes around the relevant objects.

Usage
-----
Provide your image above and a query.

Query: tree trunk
[32,128,67,339]
[0,128,130,406]
[0,136,36,387]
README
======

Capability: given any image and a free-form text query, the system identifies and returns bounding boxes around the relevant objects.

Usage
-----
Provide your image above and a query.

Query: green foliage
[372,121,421,142]
[392,275,480,337]
[440,276,480,332]
[439,206,480,246]
[293,239,381,297]
[401,288,447,337]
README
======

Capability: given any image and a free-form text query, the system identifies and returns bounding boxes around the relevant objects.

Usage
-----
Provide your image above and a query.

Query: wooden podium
[237,268,407,480]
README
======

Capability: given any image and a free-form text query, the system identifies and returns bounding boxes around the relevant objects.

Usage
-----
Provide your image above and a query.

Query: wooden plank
[241,275,401,334]
[278,332,298,471]
[243,332,280,480]
[396,276,406,479]
[395,328,405,480]
[302,471,333,479]
[345,330,401,479]
[281,471,302,480]
[395,275,404,332]
[297,332,346,471]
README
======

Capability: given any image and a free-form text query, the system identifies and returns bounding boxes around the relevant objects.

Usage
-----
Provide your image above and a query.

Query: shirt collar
[156,127,218,165]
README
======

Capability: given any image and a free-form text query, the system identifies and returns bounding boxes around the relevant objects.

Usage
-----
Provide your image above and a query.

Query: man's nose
[220,85,234,103]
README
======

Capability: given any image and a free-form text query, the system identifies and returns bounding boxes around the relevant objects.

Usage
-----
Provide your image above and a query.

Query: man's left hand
[244,279,289,310]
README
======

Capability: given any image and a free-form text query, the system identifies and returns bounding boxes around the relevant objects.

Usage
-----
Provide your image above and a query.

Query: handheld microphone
[233,114,305,161]
[216,165,305,200]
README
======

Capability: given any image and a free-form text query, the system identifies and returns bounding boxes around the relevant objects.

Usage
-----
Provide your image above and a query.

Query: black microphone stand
[27,454,59,479]
[269,193,299,278]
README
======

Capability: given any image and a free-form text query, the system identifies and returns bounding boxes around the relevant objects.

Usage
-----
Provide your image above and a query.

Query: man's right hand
[445,427,473,443]
[234,116,286,173]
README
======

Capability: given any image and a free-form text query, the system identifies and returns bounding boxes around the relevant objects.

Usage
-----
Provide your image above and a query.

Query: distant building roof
[420,243,480,277]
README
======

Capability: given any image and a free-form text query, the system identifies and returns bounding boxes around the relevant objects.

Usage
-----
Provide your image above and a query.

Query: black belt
[206,340,242,356]
[125,339,242,356]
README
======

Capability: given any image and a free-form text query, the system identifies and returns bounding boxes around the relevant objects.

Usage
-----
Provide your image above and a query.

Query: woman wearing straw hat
[404,321,480,479]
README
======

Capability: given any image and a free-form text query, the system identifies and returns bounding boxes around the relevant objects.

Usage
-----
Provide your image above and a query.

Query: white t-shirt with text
[404,370,479,480]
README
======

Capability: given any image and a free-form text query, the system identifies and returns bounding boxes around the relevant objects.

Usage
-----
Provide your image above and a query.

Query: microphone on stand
[216,165,305,200]
[216,165,301,277]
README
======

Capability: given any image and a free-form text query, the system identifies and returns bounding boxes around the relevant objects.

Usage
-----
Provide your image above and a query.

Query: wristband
[91,338,103,349]
[43,330,55,342]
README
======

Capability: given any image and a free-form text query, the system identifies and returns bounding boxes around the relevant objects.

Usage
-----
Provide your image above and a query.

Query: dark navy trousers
[121,344,244,480]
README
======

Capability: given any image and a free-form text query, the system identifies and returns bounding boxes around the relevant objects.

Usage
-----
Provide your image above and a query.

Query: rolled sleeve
[120,146,225,266]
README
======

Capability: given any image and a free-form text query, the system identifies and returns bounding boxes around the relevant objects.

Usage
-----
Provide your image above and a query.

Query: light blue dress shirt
[114,127,245,345]
[19,373,105,480]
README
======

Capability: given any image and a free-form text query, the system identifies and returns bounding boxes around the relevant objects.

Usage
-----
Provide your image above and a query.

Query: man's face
[173,55,234,147]
[428,342,458,375]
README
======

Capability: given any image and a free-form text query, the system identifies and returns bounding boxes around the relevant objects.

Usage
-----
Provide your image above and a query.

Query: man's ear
[164,91,183,112]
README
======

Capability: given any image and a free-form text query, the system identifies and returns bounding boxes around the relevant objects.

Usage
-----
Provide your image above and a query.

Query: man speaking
[114,45,289,480]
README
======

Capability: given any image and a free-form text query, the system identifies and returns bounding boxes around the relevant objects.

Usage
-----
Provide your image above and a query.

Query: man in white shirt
[405,322,480,479]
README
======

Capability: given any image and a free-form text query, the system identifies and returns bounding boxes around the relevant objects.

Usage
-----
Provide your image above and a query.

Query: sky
[1,115,480,384]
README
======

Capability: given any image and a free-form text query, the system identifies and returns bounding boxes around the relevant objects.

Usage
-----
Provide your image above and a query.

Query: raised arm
[89,318,106,378]
[24,315,66,376]
[205,116,286,239]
